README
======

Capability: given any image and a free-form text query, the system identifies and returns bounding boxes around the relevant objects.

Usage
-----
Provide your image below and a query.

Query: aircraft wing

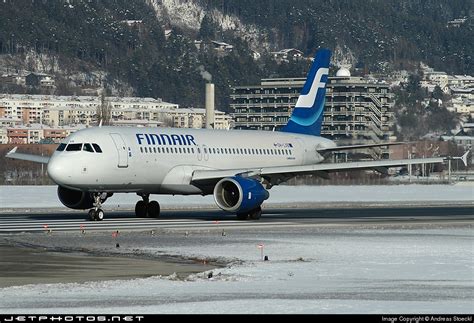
[191,156,449,187]
[5,147,50,164]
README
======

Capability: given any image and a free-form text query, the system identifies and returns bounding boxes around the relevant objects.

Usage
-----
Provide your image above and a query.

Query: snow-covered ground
[0,184,472,313]
[0,184,472,209]
[0,225,473,313]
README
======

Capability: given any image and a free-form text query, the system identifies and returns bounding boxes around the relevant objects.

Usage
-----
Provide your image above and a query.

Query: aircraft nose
[47,156,70,185]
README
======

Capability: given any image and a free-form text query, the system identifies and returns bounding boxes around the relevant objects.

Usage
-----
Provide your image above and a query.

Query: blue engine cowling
[213,177,269,213]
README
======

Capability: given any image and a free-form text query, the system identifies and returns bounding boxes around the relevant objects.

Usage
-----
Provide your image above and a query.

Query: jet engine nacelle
[57,186,109,210]
[213,176,269,213]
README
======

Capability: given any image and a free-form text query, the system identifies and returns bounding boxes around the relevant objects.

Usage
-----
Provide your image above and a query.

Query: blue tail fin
[281,48,331,136]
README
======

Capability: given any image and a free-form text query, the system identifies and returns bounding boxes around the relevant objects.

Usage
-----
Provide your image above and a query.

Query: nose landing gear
[135,194,160,218]
[88,208,104,221]
[88,192,107,221]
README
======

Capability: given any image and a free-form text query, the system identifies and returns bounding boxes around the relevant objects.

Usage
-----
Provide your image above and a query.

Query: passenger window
[66,143,82,151]
[83,143,94,153]
[153,147,157,153]
[56,143,66,151]
[140,147,143,153]
[92,144,102,153]
[144,147,148,153]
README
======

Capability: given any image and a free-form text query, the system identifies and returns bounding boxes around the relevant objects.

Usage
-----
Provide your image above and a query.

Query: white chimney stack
[205,83,215,129]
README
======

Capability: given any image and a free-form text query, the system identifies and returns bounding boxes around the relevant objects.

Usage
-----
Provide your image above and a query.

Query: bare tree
[97,90,112,126]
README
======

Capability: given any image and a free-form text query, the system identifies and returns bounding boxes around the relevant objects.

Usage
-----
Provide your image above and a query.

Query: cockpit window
[92,143,102,153]
[56,143,66,151]
[83,143,94,153]
[66,143,82,151]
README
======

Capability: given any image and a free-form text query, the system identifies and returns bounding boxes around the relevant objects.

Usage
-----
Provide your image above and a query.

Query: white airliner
[6,49,468,221]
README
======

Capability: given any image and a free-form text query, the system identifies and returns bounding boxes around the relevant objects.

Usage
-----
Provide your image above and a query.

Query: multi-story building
[6,124,85,144]
[0,127,7,144]
[0,94,180,126]
[0,117,22,127]
[166,108,233,130]
[0,94,233,135]
[230,69,394,158]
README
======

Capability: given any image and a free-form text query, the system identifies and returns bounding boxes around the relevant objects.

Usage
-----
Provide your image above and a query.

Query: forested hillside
[0,0,472,111]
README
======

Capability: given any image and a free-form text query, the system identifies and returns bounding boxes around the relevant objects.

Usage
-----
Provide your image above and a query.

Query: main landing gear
[88,192,107,221]
[135,194,160,218]
[236,206,262,221]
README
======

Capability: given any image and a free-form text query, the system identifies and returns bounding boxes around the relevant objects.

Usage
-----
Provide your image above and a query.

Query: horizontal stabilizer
[317,142,406,152]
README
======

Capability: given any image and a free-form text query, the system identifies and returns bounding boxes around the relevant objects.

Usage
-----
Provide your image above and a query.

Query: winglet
[6,147,18,156]
[460,151,469,167]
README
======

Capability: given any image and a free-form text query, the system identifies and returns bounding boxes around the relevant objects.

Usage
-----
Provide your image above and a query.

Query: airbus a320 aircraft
[6,49,467,221]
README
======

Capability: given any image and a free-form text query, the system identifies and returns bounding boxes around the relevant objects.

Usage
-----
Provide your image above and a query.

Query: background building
[230,68,395,158]
[0,94,179,126]
[0,94,232,143]
[6,124,85,144]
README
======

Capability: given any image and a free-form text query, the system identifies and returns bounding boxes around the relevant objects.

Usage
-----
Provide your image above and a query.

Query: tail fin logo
[290,67,329,127]
[295,67,329,109]
[281,48,331,136]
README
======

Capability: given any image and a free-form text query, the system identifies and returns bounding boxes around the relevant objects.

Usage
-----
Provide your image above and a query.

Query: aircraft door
[296,138,309,165]
[196,145,202,161]
[109,133,128,168]
[202,144,209,161]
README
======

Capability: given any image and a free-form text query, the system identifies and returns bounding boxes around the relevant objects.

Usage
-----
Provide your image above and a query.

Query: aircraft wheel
[248,206,262,220]
[135,200,148,218]
[88,209,96,221]
[88,209,104,221]
[95,209,105,221]
[148,201,160,218]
